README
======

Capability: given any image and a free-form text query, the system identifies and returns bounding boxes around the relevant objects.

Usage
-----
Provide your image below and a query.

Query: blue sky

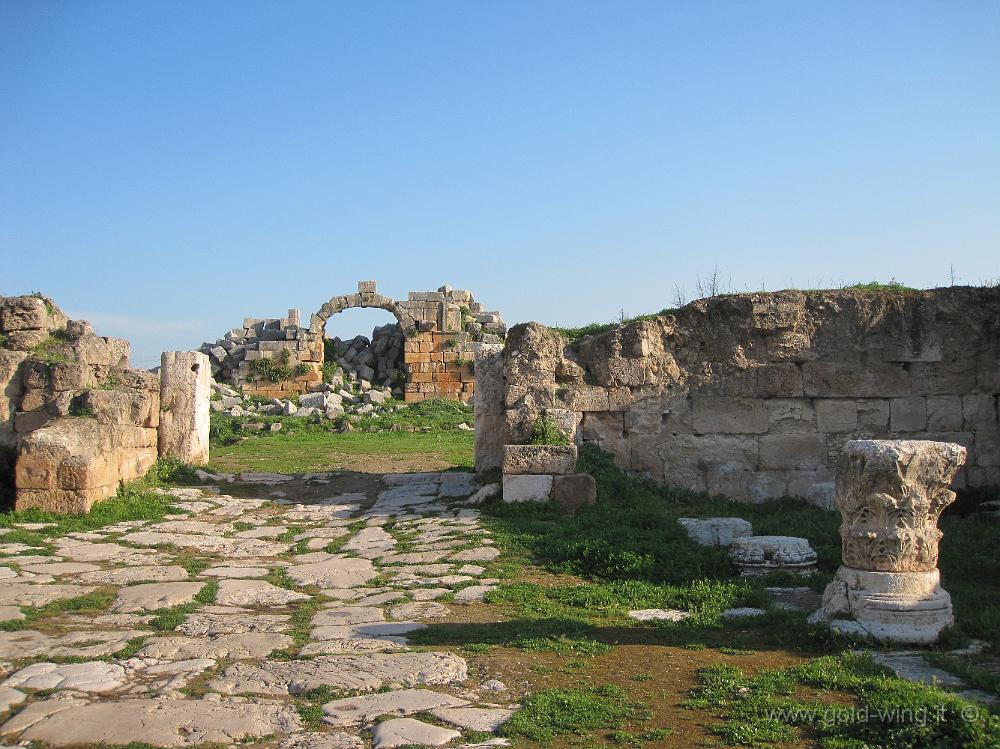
[2,1,998,368]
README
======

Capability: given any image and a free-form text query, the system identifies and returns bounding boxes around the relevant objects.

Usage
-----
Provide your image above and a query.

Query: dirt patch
[458,642,813,749]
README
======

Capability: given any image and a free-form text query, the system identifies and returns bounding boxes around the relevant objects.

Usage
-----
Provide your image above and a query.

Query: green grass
[549,311,673,345]
[844,280,919,293]
[683,652,1000,748]
[208,429,473,473]
[502,685,650,744]
[147,581,217,630]
[0,587,117,631]
[210,398,472,444]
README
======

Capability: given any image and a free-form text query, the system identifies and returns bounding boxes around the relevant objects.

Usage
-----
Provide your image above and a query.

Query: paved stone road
[0,472,511,749]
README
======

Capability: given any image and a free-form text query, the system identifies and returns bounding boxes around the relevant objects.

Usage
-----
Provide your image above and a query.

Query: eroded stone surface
[372,718,461,748]
[431,706,515,732]
[137,633,293,660]
[214,579,310,607]
[678,517,753,547]
[114,582,206,613]
[323,688,468,726]
[628,609,690,622]
[6,698,301,746]
[210,652,467,695]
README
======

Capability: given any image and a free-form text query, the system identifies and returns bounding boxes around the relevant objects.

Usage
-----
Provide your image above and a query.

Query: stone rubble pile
[198,308,320,390]
[0,472,516,747]
[326,323,406,395]
[210,376,405,428]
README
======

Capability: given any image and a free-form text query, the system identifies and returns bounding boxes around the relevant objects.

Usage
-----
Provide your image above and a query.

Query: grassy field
[208,429,474,473]
[207,398,475,473]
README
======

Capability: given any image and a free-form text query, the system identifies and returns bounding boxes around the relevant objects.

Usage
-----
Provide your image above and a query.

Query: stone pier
[158,351,211,465]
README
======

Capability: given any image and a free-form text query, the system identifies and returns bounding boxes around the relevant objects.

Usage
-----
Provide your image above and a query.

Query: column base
[809,567,953,644]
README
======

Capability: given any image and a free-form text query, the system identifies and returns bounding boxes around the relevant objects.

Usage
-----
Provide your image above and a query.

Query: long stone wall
[483,287,999,506]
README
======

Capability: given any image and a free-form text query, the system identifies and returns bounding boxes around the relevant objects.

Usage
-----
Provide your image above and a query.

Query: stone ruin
[0,294,209,513]
[474,286,1000,506]
[810,439,966,643]
[200,281,505,404]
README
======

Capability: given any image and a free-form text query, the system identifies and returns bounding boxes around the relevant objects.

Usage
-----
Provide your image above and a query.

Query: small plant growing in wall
[249,349,304,383]
[528,413,570,446]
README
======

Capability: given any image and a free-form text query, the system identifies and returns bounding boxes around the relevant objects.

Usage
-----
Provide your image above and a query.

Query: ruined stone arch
[310,283,418,337]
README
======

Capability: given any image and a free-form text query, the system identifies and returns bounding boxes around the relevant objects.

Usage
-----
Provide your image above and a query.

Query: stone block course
[759,433,826,469]
[802,361,911,397]
[502,445,577,475]
[691,396,768,434]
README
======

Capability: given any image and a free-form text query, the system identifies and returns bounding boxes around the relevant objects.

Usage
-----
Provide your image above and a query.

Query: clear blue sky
[2,1,998,368]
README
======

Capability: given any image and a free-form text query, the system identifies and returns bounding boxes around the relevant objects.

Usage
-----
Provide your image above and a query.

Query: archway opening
[322,308,407,399]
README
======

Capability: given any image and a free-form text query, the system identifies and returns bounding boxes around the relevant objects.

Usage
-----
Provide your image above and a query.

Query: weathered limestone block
[729,536,817,575]
[691,397,768,434]
[889,397,927,432]
[759,433,826,469]
[558,386,610,412]
[766,399,816,433]
[158,352,211,465]
[811,439,966,644]
[71,335,130,367]
[15,418,158,513]
[785,469,836,510]
[0,295,66,332]
[678,517,753,547]
[815,399,857,433]
[925,396,964,432]
[80,388,159,428]
[747,471,789,502]
[473,344,505,472]
[856,399,890,430]
[802,361,911,397]
[48,363,97,392]
[502,474,553,503]
[502,445,577,475]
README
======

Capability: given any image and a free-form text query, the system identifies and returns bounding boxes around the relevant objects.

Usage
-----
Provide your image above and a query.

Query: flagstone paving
[0,472,511,748]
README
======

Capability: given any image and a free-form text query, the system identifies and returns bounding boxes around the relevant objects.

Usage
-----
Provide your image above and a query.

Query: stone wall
[203,281,505,404]
[484,287,999,507]
[1,294,210,513]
